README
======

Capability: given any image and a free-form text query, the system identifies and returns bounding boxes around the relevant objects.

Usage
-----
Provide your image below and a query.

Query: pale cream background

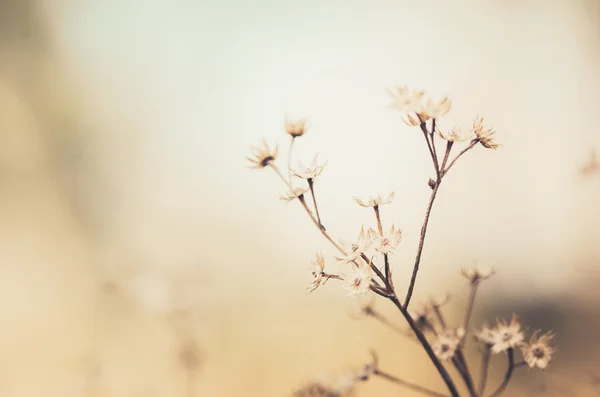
[0,0,599,396]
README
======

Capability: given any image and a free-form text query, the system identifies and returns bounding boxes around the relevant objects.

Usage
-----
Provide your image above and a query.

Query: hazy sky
[7,2,595,395]
[49,0,600,293]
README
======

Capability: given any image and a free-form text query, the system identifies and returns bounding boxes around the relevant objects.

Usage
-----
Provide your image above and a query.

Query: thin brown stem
[287,137,295,185]
[430,119,440,177]
[431,305,447,330]
[389,296,460,397]
[360,253,387,285]
[384,254,393,289]
[373,205,384,236]
[478,346,491,396]
[404,183,439,309]
[308,178,324,230]
[454,350,477,397]
[442,140,477,176]
[440,141,454,172]
[271,164,344,254]
[488,348,517,397]
[374,369,450,397]
[420,122,438,172]
[463,283,479,336]
[420,120,440,175]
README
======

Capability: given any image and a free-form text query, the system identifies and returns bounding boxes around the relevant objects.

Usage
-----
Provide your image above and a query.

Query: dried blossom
[309,252,326,291]
[247,139,279,168]
[335,227,372,264]
[369,225,402,255]
[402,113,421,127]
[286,118,308,138]
[460,264,495,285]
[491,314,525,353]
[433,328,464,361]
[353,192,395,208]
[438,124,474,142]
[474,323,497,346]
[278,187,310,201]
[520,330,556,370]
[473,117,499,149]
[343,262,373,297]
[291,155,328,180]
[419,97,452,121]
[389,85,425,113]
[412,304,435,333]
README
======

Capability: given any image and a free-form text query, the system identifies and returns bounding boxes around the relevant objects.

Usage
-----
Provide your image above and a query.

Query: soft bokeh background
[1,0,599,396]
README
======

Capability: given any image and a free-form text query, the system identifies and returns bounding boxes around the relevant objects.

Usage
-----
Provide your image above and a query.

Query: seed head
[472,116,499,149]
[353,192,395,208]
[491,314,524,353]
[520,330,556,370]
[247,139,279,168]
[369,224,402,255]
[278,187,309,201]
[461,263,495,285]
[291,154,328,180]
[335,226,372,264]
[286,119,308,138]
[419,96,452,121]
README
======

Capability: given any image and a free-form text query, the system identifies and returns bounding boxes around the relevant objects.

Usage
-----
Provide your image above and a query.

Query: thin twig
[429,119,440,178]
[431,304,447,330]
[478,345,492,396]
[373,205,384,236]
[403,183,439,309]
[389,296,461,397]
[488,348,518,397]
[442,140,477,176]
[287,137,295,185]
[440,141,454,172]
[463,283,479,336]
[308,178,324,230]
[420,122,439,175]
[384,254,393,289]
[454,350,477,397]
[271,164,343,253]
[374,369,450,397]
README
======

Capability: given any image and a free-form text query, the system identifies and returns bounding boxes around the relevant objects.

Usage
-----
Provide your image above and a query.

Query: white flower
[291,155,328,180]
[278,187,309,201]
[473,116,499,149]
[432,328,464,361]
[285,118,307,138]
[335,227,372,264]
[438,124,474,142]
[461,263,495,285]
[309,252,326,291]
[419,97,452,121]
[491,314,524,353]
[520,330,556,370]
[389,85,425,113]
[343,263,373,297]
[474,324,497,345]
[370,225,402,255]
[353,192,395,208]
[247,139,279,168]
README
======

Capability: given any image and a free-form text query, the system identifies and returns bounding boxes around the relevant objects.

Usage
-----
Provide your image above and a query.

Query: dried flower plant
[247,85,555,397]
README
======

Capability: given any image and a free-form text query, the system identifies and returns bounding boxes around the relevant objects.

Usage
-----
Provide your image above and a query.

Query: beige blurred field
[1,0,600,396]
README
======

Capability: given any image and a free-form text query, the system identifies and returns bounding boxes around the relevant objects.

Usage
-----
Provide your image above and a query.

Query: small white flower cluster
[309,192,402,297]
[248,84,553,397]
[389,85,499,149]
[475,315,556,370]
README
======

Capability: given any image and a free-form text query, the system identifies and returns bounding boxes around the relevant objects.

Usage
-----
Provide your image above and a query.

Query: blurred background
[0,0,599,396]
